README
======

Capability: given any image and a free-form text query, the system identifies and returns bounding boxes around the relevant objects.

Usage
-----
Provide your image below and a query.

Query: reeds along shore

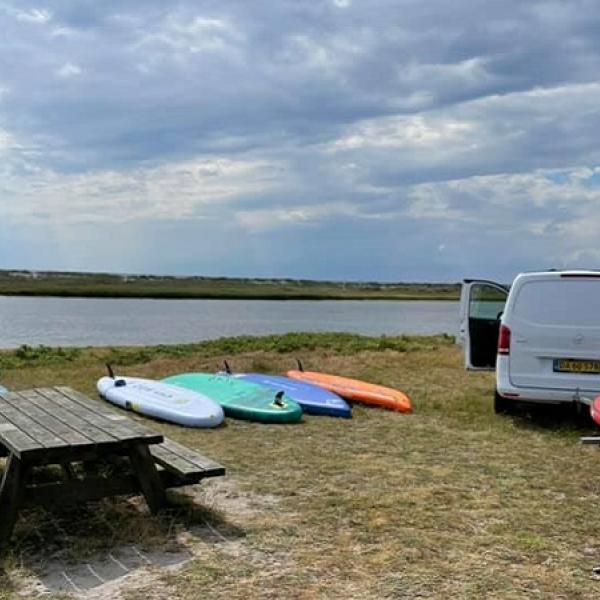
[0,270,460,300]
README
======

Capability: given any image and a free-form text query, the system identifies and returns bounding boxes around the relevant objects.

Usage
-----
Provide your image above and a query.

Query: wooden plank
[6,390,91,447]
[0,395,68,452]
[22,470,210,508]
[36,387,131,441]
[31,446,125,467]
[53,387,162,444]
[150,440,225,479]
[0,415,40,459]
[150,444,199,477]
[0,455,27,554]
[23,474,141,508]
[38,387,160,445]
[57,386,145,427]
[129,444,167,514]
[160,438,225,473]
[31,388,117,445]
[59,386,164,441]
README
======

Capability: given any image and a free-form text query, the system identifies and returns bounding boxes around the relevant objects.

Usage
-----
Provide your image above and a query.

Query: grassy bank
[1,332,600,599]
[0,270,460,300]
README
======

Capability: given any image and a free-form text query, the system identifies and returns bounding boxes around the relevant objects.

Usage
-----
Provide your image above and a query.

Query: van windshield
[512,279,600,326]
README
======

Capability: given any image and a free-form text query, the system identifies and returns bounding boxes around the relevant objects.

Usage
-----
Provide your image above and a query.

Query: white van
[459,271,600,413]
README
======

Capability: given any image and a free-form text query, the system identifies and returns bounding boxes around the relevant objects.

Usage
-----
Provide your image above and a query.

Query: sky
[1,0,600,282]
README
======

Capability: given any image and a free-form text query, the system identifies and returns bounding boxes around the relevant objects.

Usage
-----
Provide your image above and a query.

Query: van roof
[463,271,600,286]
[517,270,600,279]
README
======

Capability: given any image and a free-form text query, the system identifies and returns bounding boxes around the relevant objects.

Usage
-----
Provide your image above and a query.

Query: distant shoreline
[0,269,461,301]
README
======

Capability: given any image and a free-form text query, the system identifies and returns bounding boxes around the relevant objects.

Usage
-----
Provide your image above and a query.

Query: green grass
[0,332,454,371]
[2,333,600,599]
[0,270,460,300]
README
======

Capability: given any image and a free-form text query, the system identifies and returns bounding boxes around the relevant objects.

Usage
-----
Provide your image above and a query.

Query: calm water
[0,296,459,348]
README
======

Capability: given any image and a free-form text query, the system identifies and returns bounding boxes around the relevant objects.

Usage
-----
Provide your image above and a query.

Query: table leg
[128,444,166,514]
[0,454,27,555]
[61,463,77,481]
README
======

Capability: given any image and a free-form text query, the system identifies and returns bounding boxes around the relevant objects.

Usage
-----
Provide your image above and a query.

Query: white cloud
[0,155,284,225]
[134,13,244,59]
[405,190,467,221]
[403,167,600,244]
[0,129,14,153]
[56,63,82,79]
[51,26,80,38]
[398,57,493,87]
[15,8,51,24]
[333,81,600,161]
[283,31,368,76]
[330,115,475,151]
[0,127,26,156]
[234,202,359,232]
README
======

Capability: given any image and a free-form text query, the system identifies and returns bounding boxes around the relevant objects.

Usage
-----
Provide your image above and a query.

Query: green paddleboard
[162,373,303,424]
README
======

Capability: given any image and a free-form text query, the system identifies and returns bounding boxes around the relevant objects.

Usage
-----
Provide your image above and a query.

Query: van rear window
[512,280,600,326]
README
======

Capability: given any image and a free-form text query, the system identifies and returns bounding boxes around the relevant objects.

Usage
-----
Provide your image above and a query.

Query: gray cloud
[1,0,600,280]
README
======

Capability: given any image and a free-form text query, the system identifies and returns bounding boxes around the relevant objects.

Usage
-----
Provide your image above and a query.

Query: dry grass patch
[1,334,600,598]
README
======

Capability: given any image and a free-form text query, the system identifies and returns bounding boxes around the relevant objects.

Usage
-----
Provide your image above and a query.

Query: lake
[0,296,459,348]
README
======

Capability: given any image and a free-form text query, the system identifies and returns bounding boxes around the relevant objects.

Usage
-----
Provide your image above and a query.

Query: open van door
[459,280,509,370]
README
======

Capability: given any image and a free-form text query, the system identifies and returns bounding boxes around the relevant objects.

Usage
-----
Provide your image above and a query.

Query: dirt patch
[192,477,281,519]
[7,478,276,599]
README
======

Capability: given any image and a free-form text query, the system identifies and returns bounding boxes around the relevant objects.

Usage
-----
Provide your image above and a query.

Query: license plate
[553,359,600,374]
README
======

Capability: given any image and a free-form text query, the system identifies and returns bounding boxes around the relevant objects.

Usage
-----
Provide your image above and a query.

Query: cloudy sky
[1,0,600,282]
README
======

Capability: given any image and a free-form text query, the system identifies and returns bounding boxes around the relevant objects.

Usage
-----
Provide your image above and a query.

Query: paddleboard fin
[296,359,304,372]
[273,391,285,407]
[106,363,126,387]
[223,360,232,375]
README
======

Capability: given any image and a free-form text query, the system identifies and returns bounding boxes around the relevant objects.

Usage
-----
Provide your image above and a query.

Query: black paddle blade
[296,359,304,372]
[106,363,115,379]
[274,391,285,407]
[223,360,232,374]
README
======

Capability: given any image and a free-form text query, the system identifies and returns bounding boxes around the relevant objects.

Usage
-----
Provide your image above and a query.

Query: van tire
[494,390,511,414]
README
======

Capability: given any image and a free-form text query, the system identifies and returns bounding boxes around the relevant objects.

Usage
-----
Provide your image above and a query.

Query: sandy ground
[8,478,274,599]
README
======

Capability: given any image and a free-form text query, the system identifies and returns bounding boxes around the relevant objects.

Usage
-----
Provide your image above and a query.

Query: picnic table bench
[0,386,225,554]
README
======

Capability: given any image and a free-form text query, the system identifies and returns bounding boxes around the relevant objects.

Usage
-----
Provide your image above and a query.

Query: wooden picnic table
[0,386,225,554]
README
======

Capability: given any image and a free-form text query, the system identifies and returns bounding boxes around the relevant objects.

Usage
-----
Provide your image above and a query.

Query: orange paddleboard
[286,370,412,413]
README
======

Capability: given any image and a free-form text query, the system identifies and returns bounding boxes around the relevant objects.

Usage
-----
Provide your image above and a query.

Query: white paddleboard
[97,376,224,428]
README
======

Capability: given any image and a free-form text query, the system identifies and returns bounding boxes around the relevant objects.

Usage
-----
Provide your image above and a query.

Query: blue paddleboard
[235,373,352,418]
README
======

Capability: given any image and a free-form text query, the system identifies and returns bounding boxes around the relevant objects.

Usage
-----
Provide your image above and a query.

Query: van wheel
[494,390,511,414]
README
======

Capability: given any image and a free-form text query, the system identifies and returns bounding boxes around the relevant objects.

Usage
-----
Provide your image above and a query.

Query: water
[0,296,459,348]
